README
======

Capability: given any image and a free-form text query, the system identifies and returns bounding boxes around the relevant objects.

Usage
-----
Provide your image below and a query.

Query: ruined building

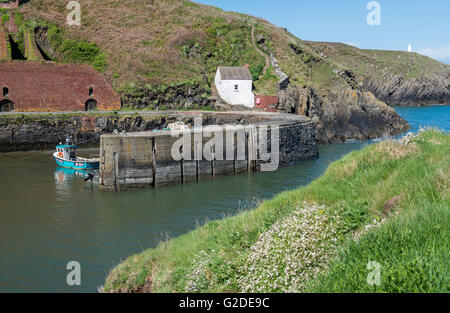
[0,7,121,112]
[0,62,121,112]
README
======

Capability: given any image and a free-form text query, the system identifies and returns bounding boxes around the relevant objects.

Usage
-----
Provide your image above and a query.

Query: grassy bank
[103,129,449,293]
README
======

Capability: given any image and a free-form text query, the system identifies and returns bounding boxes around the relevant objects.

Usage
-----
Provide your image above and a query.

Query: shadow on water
[0,105,447,292]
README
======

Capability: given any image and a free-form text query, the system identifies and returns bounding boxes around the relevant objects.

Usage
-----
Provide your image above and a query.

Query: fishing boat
[53,138,99,170]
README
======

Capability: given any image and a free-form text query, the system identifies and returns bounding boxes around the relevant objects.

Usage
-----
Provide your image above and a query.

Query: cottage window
[234,84,239,92]
[89,87,94,97]
[3,87,8,97]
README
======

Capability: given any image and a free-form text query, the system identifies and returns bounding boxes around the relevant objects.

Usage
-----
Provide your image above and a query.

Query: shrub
[60,39,101,63]
[1,13,10,24]
[92,53,107,72]
[250,64,264,81]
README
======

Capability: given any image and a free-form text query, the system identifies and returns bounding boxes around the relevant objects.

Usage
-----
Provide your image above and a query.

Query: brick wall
[254,95,278,112]
[0,61,121,112]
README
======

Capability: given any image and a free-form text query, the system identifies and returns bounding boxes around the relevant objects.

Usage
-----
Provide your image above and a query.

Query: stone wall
[0,113,174,152]
[0,111,303,152]
[98,113,318,189]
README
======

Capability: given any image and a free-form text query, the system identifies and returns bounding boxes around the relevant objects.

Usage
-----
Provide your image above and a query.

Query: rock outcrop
[0,114,173,152]
[120,84,213,110]
[304,41,450,107]
[363,74,450,106]
[278,85,410,144]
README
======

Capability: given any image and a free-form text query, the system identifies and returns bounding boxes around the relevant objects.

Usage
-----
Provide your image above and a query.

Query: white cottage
[214,66,255,108]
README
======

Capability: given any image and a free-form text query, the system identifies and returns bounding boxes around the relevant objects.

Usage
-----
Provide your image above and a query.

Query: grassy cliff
[103,129,449,293]
[17,0,449,101]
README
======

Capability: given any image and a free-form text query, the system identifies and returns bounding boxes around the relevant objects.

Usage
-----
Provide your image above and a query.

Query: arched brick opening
[0,99,15,112]
[85,99,98,111]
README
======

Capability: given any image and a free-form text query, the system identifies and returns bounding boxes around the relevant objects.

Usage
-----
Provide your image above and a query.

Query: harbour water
[0,105,448,292]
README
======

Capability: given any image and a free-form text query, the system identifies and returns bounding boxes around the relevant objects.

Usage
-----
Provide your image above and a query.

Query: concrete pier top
[100,111,312,139]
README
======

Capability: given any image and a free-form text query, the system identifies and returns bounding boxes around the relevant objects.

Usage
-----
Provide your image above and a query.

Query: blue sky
[195,0,450,64]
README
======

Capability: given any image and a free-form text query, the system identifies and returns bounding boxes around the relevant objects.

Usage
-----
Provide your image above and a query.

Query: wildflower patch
[237,203,345,292]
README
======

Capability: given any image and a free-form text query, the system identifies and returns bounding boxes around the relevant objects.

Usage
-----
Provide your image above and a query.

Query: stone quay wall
[98,112,318,189]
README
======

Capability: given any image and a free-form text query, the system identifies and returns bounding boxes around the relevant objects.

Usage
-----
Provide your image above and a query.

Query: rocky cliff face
[304,42,450,107]
[363,74,450,106]
[120,84,214,110]
[0,112,283,152]
[278,85,410,144]
[0,114,173,152]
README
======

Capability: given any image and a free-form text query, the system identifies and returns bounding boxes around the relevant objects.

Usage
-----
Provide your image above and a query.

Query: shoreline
[0,106,413,153]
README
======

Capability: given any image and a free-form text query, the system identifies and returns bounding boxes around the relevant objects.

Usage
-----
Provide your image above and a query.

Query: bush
[250,64,264,81]
[1,13,10,24]
[93,53,107,73]
[46,24,63,47]
[14,11,23,25]
[60,39,101,63]
[59,39,107,72]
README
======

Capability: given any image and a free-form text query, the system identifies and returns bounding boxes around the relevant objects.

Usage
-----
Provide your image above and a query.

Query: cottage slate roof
[218,66,252,80]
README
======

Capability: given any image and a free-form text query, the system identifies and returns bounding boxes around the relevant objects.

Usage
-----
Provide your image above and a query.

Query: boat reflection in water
[54,167,98,197]
[54,167,87,184]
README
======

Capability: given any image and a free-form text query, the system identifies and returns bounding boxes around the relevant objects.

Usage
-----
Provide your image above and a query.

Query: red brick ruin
[254,95,278,112]
[0,1,121,112]
[0,61,121,112]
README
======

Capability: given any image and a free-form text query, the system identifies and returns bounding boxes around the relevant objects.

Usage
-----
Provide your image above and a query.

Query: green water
[0,105,448,292]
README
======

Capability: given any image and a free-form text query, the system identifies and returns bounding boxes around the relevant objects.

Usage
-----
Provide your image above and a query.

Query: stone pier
[98,112,318,189]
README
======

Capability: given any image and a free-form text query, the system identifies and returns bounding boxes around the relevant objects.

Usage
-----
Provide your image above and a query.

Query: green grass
[1,12,10,24]
[24,28,39,60]
[59,39,106,72]
[103,129,449,293]
[307,202,449,292]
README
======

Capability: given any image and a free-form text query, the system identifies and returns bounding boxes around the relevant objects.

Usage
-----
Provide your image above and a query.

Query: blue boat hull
[54,155,99,170]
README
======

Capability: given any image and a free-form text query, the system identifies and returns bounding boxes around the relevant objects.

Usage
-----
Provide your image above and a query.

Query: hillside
[7,0,449,142]
[103,129,449,293]
[305,41,450,105]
